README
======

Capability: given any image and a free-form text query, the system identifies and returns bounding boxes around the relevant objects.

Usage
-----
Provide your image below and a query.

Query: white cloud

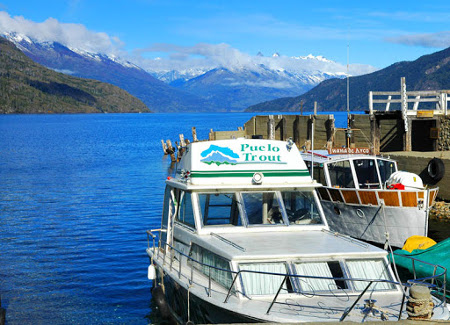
[0,11,124,55]
[133,42,376,77]
[386,31,450,48]
[0,11,376,78]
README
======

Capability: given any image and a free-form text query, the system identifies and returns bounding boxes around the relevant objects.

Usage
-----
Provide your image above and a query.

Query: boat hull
[155,268,262,324]
[320,200,428,248]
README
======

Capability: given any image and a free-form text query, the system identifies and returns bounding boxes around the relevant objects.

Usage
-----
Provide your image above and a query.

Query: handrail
[147,229,448,313]
[390,251,447,307]
[210,232,246,252]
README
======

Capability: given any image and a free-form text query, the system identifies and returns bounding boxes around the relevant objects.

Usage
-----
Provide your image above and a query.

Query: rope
[406,299,434,318]
[187,284,194,324]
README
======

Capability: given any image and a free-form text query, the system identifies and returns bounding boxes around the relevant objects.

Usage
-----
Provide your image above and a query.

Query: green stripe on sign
[190,170,310,178]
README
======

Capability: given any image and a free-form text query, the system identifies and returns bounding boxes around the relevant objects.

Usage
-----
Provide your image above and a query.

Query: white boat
[146,139,448,323]
[301,150,439,248]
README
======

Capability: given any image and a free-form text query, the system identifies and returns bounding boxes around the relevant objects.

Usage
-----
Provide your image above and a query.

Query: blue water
[0,112,350,324]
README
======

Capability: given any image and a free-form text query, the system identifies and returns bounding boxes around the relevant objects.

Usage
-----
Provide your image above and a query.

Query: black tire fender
[152,286,170,319]
[427,158,445,182]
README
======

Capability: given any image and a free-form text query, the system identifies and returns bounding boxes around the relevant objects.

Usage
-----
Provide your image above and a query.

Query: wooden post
[282,116,287,141]
[444,93,448,115]
[370,115,380,155]
[192,127,198,142]
[161,140,168,155]
[369,91,374,115]
[209,129,214,141]
[294,116,299,145]
[166,140,176,162]
[267,115,275,140]
[405,119,412,152]
[314,101,318,115]
[179,134,186,147]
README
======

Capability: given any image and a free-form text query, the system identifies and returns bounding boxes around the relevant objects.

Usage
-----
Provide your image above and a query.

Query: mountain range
[0,37,148,114]
[1,31,376,112]
[246,46,450,112]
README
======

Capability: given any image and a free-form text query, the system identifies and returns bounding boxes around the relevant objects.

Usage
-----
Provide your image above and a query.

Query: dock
[162,78,450,205]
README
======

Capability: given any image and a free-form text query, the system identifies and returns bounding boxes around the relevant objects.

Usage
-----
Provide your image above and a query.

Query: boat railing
[147,229,447,316]
[391,251,447,301]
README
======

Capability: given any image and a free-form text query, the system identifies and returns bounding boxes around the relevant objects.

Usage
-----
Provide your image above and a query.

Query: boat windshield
[328,160,354,188]
[197,190,323,227]
[280,191,322,225]
[198,193,243,226]
[353,159,380,189]
[242,192,285,225]
[377,159,397,184]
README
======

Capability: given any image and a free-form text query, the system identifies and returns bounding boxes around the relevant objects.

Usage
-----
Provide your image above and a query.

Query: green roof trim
[190,169,310,178]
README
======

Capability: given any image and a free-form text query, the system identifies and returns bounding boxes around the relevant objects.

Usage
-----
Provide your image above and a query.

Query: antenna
[346,36,350,116]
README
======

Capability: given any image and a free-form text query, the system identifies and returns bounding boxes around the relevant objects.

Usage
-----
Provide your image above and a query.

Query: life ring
[427,158,445,182]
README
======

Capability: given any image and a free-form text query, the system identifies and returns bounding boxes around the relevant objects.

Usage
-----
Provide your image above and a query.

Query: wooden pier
[162,78,450,201]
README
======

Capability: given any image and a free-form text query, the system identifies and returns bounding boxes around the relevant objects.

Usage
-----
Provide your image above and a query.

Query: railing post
[340,281,373,322]
[224,272,240,303]
[208,269,212,297]
[266,275,287,315]
[369,91,373,115]
[398,285,408,320]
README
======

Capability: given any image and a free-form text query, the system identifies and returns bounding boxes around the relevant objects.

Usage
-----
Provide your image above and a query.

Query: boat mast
[346,37,351,149]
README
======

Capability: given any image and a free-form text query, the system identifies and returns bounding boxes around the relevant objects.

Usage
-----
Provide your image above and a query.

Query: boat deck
[190,229,386,261]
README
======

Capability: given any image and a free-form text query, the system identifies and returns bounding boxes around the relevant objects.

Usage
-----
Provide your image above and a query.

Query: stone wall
[438,116,450,151]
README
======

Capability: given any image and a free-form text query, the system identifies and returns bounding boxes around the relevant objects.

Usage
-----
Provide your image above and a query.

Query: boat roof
[190,229,387,261]
[173,139,315,189]
[300,150,396,164]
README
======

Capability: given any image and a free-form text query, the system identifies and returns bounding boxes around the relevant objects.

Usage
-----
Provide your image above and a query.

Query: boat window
[346,259,395,291]
[176,191,195,228]
[190,244,233,289]
[353,159,380,189]
[198,193,243,226]
[239,263,291,296]
[306,161,326,185]
[280,191,323,225]
[328,160,354,188]
[241,192,286,225]
[295,261,347,292]
[377,159,397,184]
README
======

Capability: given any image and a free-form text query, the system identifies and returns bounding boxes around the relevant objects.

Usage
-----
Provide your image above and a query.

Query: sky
[0,0,449,71]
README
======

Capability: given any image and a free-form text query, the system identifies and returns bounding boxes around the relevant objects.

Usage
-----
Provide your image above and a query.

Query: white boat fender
[148,264,156,280]
[152,286,170,319]
[427,158,445,182]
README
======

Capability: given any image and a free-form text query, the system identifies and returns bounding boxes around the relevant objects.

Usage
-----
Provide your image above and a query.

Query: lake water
[0,111,358,324]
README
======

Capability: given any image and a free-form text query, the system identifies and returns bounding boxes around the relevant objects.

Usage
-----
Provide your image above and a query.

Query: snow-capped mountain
[2,31,216,112]
[2,30,377,112]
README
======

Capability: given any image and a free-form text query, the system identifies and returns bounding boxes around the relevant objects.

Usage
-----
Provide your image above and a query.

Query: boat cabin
[158,141,397,297]
[302,150,398,189]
